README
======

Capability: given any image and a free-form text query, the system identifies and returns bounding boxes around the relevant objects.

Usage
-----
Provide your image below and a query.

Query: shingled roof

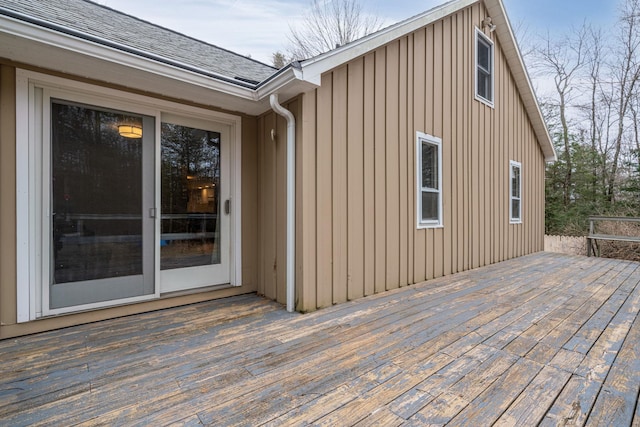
[0,0,276,86]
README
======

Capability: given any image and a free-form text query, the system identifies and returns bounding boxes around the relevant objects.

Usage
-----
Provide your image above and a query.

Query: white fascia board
[298,0,477,85]
[483,0,556,162]
[0,15,256,101]
[256,66,317,102]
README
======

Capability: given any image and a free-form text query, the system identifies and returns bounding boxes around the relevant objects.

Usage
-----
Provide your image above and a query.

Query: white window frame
[510,160,522,224]
[16,69,243,322]
[416,132,443,229]
[475,28,494,107]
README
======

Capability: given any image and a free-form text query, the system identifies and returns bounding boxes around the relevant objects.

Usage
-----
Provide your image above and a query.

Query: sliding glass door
[21,74,239,319]
[48,99,155,309]
[46,102,231,309]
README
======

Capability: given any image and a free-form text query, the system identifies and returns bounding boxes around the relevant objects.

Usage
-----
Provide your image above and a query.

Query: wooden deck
[2,252,640,426]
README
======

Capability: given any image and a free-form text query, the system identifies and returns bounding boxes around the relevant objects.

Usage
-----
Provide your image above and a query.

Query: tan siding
[238,114,260,297]
[506,50,514,259]
[456,11,466,273]
[316,74,334,308]
[332,66,348,304]
[463,7,472,272]
[405,35,415,285]
[386,41,400,291]
[374,49,387,294]
[433,19,445,279]
[425,24,435,281]
[399,37,409,287]
[276,109,288,303]
[257,116,266,296]
[299,90,317,311]
[347,58,365,301]
[501,33,508,261]
[257,97,308,307]
[442,16,453,277]
[294,2,548,311]
[363,53,376,297]
[470,5,480,270]
[0,65,16,328]
[259,112,277,300]
[241,116,259,289]
[450,14,459,275]
[494,42,503,263]
[413,28,427,283]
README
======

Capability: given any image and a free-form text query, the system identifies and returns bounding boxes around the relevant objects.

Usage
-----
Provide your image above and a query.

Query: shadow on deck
[1,252,640,426]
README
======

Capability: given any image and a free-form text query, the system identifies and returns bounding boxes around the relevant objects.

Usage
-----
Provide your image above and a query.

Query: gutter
[269,94,296,313]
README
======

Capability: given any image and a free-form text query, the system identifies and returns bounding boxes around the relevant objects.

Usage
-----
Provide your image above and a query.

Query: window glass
[51,101,144,284]
[511,165,520,198]
[476,31,493,103]
[512,199,521,220]
[161,123,221,270]
[510,162,521,222]
[477,39,490,70]
[422,192,439,221]
[417,133,442,228]
[422,142,438,190]
[478,69,491,100]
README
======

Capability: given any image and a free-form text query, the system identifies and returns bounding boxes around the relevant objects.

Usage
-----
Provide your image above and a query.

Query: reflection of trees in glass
[161,123,220,215]
[422,142,437,190]
[160,123,221,270]
[51,101,145,282]
[51,101,143,219]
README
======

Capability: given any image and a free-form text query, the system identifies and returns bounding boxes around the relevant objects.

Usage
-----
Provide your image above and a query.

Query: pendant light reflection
[118,124,143,139]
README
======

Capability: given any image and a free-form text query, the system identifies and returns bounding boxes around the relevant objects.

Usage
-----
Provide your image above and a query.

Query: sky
[98,0,620,66]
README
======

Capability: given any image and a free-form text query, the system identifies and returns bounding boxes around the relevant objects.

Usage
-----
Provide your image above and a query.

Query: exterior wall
[294,2,546,311]
[256,97,303,305]
[0,62,260,339]
[0,65,17,333]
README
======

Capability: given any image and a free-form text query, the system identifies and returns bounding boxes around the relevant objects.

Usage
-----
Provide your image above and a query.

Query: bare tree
[532,0,640,232]
[286,0,383,60]
[581,26,610,200]
[585,28,604,151]
[535,26,587,205]
[605,0,640,203]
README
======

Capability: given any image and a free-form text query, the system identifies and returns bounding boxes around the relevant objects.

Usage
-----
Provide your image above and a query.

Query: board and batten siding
[255,2,545,312]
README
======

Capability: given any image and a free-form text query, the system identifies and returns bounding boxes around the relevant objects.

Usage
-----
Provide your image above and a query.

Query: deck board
[1,252,640,426]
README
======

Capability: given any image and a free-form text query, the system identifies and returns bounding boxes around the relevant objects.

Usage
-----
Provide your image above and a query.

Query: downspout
[269,93,296,313]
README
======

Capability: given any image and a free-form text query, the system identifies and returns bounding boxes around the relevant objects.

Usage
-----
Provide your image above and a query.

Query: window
[476,28,494,105]
[510,161,522,223]
[416,132,443,228]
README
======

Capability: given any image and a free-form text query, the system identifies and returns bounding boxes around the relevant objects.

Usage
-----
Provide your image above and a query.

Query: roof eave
[297,0,477,85]
[255,64,318,106]
[0,13,274,113]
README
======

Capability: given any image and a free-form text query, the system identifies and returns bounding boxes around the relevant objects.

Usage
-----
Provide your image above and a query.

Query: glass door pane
[159,116,230,293]
[161,124,221,270]
[49,100,154,309]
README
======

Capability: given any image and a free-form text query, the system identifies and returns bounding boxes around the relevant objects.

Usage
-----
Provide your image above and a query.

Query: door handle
[149,207,157,218]
[224,199,231,215]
